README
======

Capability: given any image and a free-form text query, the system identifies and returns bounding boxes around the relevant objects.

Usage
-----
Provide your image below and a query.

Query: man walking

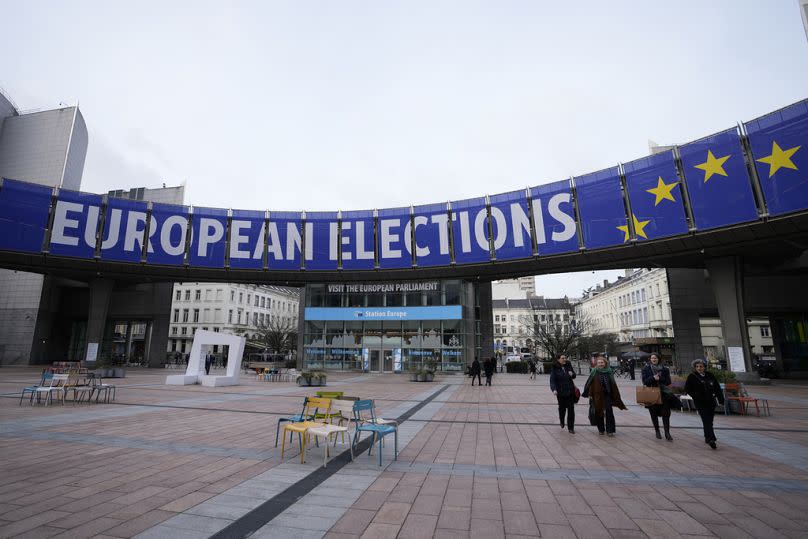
[204,352,212,375]
[470,357,482,386]
[484,356,495,386]
[628,357,636,380]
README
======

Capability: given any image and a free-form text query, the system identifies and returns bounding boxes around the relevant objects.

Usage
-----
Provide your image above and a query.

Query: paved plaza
[1,368,807,539]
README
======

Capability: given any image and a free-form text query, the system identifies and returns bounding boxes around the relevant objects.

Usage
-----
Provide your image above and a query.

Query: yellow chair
[280,397,331,463]
[314,391,344,422]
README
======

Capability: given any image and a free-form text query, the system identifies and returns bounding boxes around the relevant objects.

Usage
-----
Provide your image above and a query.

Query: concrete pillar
[124,322,134,362]
[670,308,703,373]
[477,280,494,361]
[86,278,113,363]
[705,257,753,374]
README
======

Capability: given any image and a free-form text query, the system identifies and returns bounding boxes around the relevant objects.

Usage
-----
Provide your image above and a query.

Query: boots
[663,417,673,441]
[651,415,662,439]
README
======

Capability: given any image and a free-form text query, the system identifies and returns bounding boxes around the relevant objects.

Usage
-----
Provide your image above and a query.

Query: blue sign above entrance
[305,306,462,321]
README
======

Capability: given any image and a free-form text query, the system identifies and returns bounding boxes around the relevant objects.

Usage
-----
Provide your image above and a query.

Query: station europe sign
[0,99,806,271]
[304,306,462,321]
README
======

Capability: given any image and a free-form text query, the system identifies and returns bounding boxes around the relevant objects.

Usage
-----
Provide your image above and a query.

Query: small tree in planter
[424,359,436,382]
[296,371,313,386]
[313,371,327,386]
[409,363,420,382]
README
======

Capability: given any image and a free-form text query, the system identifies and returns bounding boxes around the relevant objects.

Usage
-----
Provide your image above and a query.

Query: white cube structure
[166,329,244,387]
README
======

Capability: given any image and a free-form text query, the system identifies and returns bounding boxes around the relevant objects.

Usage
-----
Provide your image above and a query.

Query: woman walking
[528,360,537,380]
[583,355,627,437]
[641,354,673,441]
[550,354,577,433]
[685,359,725,449]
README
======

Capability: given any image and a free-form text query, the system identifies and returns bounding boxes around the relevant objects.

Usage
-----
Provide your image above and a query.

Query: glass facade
[303,280,470,372]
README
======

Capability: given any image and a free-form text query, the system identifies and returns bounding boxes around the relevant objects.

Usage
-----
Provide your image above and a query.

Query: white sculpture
[166,329,244,387]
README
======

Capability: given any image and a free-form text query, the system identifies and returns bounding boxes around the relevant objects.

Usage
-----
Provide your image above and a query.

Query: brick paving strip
[132,383,456,539]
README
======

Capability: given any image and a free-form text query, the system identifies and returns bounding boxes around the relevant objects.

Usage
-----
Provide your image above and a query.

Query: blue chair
[20,371,50,405]
[352,399,398,466]
[275,397,315,447]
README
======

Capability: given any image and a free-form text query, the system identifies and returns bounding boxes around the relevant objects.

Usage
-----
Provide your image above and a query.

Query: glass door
[370,349,381,372]
[383,350,394,373]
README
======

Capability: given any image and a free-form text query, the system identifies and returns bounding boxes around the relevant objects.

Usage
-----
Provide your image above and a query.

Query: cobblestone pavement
[1,368,807,538]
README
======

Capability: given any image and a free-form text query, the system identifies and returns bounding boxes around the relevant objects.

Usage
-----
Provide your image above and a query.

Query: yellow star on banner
[645,176,679,206]
[756,141,800,177]
[616,214,651,242]
[694,150,731,182]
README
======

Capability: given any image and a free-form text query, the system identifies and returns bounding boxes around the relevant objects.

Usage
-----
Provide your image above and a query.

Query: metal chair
[280,397,331,463]
[352,400,398,466]
[20,371,49,405]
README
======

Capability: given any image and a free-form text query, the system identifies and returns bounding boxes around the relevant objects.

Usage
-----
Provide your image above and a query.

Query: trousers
[595,394,616,434]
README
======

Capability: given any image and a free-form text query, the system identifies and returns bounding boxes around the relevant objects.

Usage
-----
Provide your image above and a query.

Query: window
[272,299,276,309]
[494,315,499,322]
[253,312,258,325]
[213,327,220,332]
[760,326,771,337]
[260,297,265,308]
[181,327,187,335]
[175,290,181,301]
[247,294,251,305]
[171,327,178,335]
[182,309,189,322]
[195,290,201,301]
[254,295,259,307]
[193,309,199,323]
[259,313,264,325]
[173,309,179,323]
[238,309,243,324]
[203,308,210,322]
[641,288,646,302]
[216,288,223,300]
[185,290,191,301]
[239,292,243,304]
[230,290,235,301]
[643,307,648,324]
[228,310,233,323]
[205,289,211,300]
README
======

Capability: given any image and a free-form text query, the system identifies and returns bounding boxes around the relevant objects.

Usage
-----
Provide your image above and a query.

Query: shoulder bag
[636,385,662,406]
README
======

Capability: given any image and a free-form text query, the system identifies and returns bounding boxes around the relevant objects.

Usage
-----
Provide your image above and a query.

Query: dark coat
[641,364,671,388]
[583,370,627,416]
[549,362,577,397]
[685,371,725,410]
[483,359,495,377]
[470,359,481,375]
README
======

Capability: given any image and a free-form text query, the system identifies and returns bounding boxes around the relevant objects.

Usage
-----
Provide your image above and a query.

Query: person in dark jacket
[549,354,577,433]
[483,357,495,386]
[641,354,673,441]
[628,357,636,380]
[470,357,482,386]
[583,355,627,436]
[204,352,212,375]
[685,359,725,449]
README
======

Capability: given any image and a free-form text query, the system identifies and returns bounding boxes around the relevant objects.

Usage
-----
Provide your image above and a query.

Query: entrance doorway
[383,350,394,372]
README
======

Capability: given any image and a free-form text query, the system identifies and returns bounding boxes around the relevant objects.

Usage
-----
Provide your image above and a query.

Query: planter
[297,377,311,386]
[425,372,434,382]
[417,373,426,382]
[410,373,419,382]
[113,368,126,378]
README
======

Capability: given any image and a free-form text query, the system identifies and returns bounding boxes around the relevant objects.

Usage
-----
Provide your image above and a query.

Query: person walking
[204,352,212,375]
[470,357,482,386]
[628,357,636,380]
[550,354,577,433]
[685,359,725,450]
[642,353,673,441]
[484,356,495,386]
[583,354,627,437]
[528,360,537,380]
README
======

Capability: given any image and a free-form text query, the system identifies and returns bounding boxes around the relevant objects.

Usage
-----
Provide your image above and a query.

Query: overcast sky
[2,1,807,296]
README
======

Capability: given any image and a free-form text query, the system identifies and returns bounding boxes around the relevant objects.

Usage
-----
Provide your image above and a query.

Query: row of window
[493,313,570,323]
[174,287,296,312]
[172,308,295,327]
[306,281,463,308]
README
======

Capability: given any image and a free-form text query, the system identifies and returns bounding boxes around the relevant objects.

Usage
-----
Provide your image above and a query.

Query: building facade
[167,283,299,359]
[299,279,488,373]
[492,297,575,360]
[0,90,89,365]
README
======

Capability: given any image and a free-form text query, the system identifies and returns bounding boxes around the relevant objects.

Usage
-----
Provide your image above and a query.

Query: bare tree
[573,332,620,361]
[517,310,594,362]
[238,317,297,356]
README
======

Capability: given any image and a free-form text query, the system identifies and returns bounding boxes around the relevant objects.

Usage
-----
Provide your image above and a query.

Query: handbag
[636,386,662,406]
[588,402,597,425]
[573,385,581,404]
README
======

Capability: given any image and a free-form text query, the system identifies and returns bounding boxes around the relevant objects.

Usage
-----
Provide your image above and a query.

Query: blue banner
[48,189,101,259]
[100,197,149,263]
[340,210,375,270]
[229,209,266,269]
[745,99,808,216]
[305,305,462,321]
[378,207,412,269]
[147,203,188,266]
[189,207,227,267]
[679,128,759,230]
[489,189,533,261]
[574,167,628,249]
[304,211,337,270]
[529,179,579,255]
[413,202,451,268]
[267,211,302,270]
[0,179,52,253]
[451,196,490,264]
[623,150,688,241]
